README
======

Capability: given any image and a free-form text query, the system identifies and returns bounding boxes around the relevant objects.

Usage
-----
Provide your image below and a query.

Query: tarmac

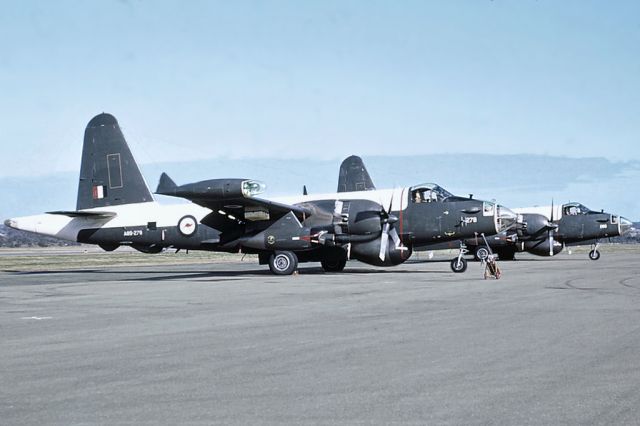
[2,249,640,425]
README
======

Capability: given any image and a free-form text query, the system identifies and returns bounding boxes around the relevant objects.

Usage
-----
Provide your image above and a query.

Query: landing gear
[450,244,469,273]
[589,242,601,261]
[474,246,490,262]
[321,257,347,272]
[268,251,298,275]
[450,257,468,273]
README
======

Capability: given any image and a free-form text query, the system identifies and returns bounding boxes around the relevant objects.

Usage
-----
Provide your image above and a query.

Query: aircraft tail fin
[156,172,178,195]
[76,113,154,210]
[337,155,376,193]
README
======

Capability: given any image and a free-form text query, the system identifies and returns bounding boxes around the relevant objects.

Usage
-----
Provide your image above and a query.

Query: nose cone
[4,219,17,229]
[620,216,634,236]
[496,205,518,232]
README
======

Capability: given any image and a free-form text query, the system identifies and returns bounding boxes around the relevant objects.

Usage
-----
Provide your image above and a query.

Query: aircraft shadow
[7,266,451,282]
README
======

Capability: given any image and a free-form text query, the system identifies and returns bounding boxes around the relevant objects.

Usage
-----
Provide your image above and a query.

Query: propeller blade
[378,191,397,261]
[379,223,390,261]
[549,198,556,256]
[390,227,401,248]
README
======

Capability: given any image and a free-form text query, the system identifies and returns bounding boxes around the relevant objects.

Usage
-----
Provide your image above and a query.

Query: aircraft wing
[155,173,311,228]
[189,195,309,222]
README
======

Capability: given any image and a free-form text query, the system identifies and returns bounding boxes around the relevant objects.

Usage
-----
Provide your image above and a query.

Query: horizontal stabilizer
[46,210,117,218]
[156,172,178,195]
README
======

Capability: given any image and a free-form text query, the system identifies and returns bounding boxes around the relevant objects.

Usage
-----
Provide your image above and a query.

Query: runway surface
[2,250,640,425]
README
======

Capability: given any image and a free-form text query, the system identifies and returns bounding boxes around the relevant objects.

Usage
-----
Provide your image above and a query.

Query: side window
[425,189,436,202]
[565,206,577,216]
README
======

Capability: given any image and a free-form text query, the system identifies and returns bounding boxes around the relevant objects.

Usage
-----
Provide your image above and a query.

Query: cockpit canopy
[410,183,454,203]
[562,202,593,216]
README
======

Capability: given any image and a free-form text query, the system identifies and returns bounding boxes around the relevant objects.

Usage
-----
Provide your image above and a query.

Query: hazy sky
[1,0,639,178]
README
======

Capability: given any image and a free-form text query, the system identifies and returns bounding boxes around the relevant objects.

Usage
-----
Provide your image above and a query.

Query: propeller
[548,199,558,256]
[378,193,402,261]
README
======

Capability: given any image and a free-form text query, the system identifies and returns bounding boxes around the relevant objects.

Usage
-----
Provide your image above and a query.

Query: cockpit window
[411,183,453,203]
[563,202,591,216]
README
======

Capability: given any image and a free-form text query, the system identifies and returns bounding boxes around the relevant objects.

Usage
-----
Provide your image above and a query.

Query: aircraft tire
[589,250,601,261]
[321,258,347,272]
[269,251,298,275]
[474,247,490,262]
[450,257,468,273]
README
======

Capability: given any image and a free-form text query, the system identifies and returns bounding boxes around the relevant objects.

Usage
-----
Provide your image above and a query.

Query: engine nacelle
[518,213,551,238]
[336,200,385,236]
[350,238,412,267]
[521,238,563,257]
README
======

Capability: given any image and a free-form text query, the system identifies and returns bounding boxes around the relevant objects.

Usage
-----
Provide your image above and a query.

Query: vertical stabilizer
[337,155,376,193]
[77,113,153,210]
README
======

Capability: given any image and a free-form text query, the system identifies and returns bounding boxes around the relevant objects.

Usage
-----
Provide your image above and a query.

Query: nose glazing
[496,205,518,232]
[620,216,633,235]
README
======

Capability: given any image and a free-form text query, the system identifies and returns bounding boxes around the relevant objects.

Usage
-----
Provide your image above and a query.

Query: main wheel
[450,257,468,273]
[589,250,601,261]
[474,246,490,262]
[321,257,347,272]
[269,251,298,275]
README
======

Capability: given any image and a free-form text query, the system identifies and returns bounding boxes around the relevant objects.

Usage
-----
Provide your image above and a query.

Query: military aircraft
[4,113,517,275]
[337,155,633,262]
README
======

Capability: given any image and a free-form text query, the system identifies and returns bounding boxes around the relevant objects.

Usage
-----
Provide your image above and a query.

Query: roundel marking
[178,215,198,237]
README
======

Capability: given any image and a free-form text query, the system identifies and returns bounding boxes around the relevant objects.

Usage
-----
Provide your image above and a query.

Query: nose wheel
[588,242,601,261]
[450,257,468,273]
[450,244,469,273]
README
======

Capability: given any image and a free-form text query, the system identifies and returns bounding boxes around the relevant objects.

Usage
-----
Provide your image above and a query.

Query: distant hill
[1,154,639,221]
[0,224,79,248]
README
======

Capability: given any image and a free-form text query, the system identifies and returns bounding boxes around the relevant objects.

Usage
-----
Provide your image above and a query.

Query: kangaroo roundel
[178,215,198,236]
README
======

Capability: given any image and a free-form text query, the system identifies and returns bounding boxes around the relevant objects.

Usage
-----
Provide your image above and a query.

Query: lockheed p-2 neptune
[337,155,633,263]
[5,113,518,275]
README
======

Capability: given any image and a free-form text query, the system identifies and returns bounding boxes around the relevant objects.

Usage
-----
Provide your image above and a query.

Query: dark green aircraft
[337,155,634,263]
[5,114,517,275]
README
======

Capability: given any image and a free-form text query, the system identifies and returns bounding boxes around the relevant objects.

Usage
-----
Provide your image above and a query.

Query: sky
[0,0,639,178]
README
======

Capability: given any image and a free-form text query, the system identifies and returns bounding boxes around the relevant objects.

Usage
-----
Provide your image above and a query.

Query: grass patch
[0,247,256,272]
